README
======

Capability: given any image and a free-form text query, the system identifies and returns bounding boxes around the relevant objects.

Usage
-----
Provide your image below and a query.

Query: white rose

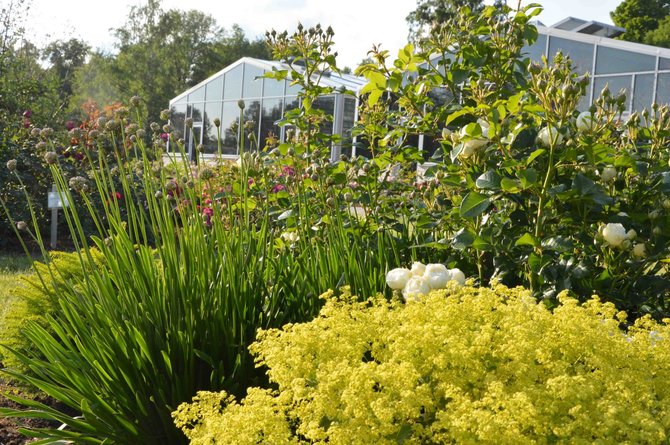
[458,126,488,158]
[576,111,597,132]
[538,126,563,147]
[386,268,412,290]
[600,166,617,183]
[632,243,647,258]
[411,262,426,276]
[423,263,452,290]
[402,276,431,302]
[448,268,466,286]
[602,223,627,248]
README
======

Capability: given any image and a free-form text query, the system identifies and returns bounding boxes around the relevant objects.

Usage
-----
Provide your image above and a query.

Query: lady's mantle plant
[174,284,670,444]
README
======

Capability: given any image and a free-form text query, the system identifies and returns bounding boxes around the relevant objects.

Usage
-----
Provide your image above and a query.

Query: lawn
[0,254,31,321]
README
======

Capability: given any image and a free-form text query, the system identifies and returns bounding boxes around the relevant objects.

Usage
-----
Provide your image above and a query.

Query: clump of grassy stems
[0,102,402,444]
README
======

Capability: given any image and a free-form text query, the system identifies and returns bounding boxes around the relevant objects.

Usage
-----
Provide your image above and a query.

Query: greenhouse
[167,57,364,161]
[527,17,670,113]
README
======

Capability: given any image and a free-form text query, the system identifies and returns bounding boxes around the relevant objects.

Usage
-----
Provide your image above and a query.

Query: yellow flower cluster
[173,283,670,444]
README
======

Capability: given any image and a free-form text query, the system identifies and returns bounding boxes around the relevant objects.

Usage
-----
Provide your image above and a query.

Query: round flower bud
[88,129,99,140]
[16,221,28,231]
[237,99,246,110]
[130,95,142,107]
[538,126,563,147]
[199,168,215,180]
[626,229,637,240]
[662,199,670,210]
[44,151,58,164]
[36,141,47,150]
[30,128,41,138]
[649,210,661,220]
[423,263,452,290]
[402,276,431,302]
[343,192,353,203]
[600,166,617,183]
[160,109,170,120]
[602,223,627,248]
[326,197,335,206]
[385,268,412,290]
[155,190,163,199]
[185,118,193,128]
[105,119,119,131]
[6,159,17,172]
[410,261,426,276]
[136,129,146,139]
[576,111,597,132]
[150,122,161,132]
[653,226,662,236]
[68,176,89,193]
[477,118,490,138]
[632,243,647,258]
[40,127,53,138]
[213,117,221,127]
[197,144,205,153]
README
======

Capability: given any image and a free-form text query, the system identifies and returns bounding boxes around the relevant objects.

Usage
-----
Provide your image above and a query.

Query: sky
[16,0,623,69]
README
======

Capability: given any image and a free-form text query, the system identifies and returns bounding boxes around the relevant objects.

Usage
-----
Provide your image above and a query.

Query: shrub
[174,284,670,444]
[0,250,102,374]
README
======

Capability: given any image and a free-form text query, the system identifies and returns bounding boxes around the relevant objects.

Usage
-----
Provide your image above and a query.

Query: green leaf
[459,192,491,219]
[475,170,501,190]
[445,108,471,126]
[518,168,538,189]
[515,233,539,248]
[452,228,476,250]
[526,148,546,165]
[501,177,521,193]
[541,236,573,253]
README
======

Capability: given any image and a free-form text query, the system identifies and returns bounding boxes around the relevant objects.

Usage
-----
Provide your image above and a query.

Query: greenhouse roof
[170,57,366,104]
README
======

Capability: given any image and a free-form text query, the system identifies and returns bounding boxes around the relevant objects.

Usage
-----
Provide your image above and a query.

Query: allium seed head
[16,221,28,231]
[44,151,58,164]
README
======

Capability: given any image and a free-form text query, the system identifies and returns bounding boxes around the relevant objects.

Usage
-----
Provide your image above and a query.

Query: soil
[0,378,65,445]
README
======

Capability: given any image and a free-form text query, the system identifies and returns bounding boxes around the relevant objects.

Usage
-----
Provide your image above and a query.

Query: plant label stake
[47,184,68,249]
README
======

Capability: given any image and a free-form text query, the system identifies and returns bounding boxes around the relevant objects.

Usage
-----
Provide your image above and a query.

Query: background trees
[611,0,670,47]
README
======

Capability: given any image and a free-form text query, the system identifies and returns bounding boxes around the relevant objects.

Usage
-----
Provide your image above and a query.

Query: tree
[610,0,670,44]
[406,0,506,43]
[645,15,670,47]
[88,0,271,125]
[42,38,90,106]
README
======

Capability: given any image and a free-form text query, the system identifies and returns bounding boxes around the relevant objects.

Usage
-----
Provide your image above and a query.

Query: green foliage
[611,0,670,44]
[174,284,670,444]
[0,251,102,375]
[353,3,670,317]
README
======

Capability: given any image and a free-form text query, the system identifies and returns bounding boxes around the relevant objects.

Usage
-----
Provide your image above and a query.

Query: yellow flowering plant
[175,283,670,444]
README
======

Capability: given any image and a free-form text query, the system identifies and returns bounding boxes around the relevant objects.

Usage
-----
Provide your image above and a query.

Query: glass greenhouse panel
[221,101,240,155]
[523,34,546,62]
[313,96,335,135]
[169,103,187,152]
[260,98,283,150]
[341,97,357,158]
[660,58,670,71]
[285,80,302,96]
[548,37,594,74]
[263,74,284,97]
[593,75,632,111]
[191,103,204,123]
[203,102,223,154]
[656,73,670,105]
[595,46,656,75]
[633,74,655,112]
[205,76,223,101]
[242,64,264,98]
[241,99,261,148]
[224,64,243,100]
[577,78,591,111]
[188,86,205,102]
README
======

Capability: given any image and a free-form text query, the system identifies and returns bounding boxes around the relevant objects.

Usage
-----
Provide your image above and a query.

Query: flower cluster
[174,284,670,444]
[386,262,465,301]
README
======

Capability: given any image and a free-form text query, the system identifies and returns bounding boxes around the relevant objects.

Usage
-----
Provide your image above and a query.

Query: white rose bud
[386,268,412,290]
[576,111,597,132]
[632,243,647,258]
[600,166,617,183]
[602,223,627,248]
[477,118,490,138]
[448,268,466,286]
[410,262,426,276]
[663,199,670,210]
[423,263,452,290]
[538,126,563,147]
[626,229,637,240]
[402,276,431,302]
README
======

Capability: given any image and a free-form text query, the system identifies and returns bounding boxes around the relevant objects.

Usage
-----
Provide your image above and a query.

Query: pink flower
[22,110,32,118]
[248,178,254,185]
[281,166,295,177]
[66,120,76,131]
[160,132,169,142]
[271,184,286,193]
